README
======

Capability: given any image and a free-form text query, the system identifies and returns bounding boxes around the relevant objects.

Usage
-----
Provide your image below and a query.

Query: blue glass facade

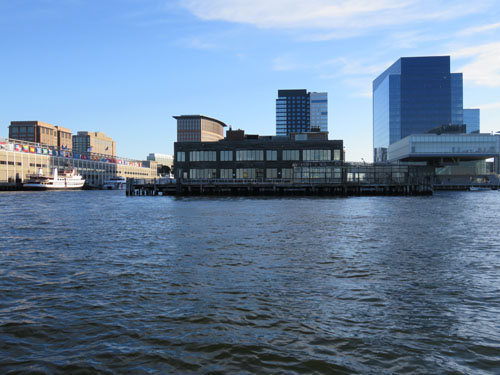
[463,108,480,133]
[373,56,464,162]
[276,89,328,136]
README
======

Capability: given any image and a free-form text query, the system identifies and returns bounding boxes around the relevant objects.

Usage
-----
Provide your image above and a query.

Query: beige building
[174,115,226,142]
[56,126,72,149]
[72,131,116,157]
[9,121,69,148]
[1,137,156,186]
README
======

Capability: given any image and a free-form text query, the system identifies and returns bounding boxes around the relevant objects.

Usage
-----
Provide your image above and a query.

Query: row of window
[177,149,341,162]
[187,168,294,179]
[184,167,343,180]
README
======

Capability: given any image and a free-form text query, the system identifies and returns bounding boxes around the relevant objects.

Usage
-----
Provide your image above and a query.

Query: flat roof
[173,115,227,127]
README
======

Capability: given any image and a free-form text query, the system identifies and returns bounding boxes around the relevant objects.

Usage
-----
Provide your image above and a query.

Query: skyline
[1,0,500,162]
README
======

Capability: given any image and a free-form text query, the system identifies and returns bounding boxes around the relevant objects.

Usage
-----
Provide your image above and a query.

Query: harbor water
[1,191,500,374]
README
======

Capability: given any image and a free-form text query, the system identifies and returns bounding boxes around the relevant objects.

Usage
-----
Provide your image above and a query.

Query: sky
[1,0,500,162]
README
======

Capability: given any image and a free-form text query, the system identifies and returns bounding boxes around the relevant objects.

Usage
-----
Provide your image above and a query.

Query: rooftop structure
[72,131,116,157]
[9,121,72,149]
[173,115,226,142]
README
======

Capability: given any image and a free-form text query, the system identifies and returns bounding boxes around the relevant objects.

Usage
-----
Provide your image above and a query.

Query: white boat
[102,176,126,190]
[469,186,490,191]
[24,167,85,190]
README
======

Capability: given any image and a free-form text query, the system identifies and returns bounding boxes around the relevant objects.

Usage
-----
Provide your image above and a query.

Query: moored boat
[24,167,85,190]
[102,176,126,190]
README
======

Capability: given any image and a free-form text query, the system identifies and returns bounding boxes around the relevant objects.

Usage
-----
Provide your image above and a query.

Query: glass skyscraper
[276,89,328,136]
[373,56,464,162]
[463,108,480,133]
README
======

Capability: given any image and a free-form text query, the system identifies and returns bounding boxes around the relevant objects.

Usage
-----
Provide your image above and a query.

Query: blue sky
[1,0,500,161]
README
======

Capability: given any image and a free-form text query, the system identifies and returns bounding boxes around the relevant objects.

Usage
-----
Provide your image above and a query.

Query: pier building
[0,137,157,188]
[174,115,226,142]
[174,129,343,180]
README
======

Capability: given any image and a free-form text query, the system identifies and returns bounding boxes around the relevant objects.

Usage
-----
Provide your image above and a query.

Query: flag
[42,148,48,155]
[15,144,21,152]
[36,147,42,154]
[23,145,29,152]
[87,147,92,152]
[52,150,58,156]
[73,153,79,159]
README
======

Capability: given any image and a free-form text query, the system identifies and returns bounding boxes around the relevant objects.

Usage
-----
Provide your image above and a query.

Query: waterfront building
[464,108,480,133]
[373,56,464,162]
[173,115,226,142]
[72,131,116,157]
[9,121,72,149]
[276,89,328,136]
[174,128,343,181]
[0,137,157,186]
[387,134,499,163]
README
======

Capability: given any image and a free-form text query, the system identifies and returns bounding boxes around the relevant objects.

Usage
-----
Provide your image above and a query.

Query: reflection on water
[1,191,500,374]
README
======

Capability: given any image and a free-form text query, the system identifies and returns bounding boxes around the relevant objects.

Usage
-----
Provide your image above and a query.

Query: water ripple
[1,191,500,374]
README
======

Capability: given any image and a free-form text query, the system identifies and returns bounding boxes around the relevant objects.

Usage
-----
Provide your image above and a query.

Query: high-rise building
[173,115,226,142]
[276,89,328,136]
[8,121,72,149]
[373,56,464,162]
[72,131,116,156]
[464,108,480,133]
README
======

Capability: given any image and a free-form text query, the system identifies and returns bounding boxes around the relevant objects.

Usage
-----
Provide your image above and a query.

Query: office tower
[276,89,328,136]
[173,115,226,142]
[373,56,464,162]
[72,131,116,156]
[464,108,480,133]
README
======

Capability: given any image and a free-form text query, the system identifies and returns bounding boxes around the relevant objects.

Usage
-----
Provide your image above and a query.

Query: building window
[236,150,264,161]
[266,150,277,161]
[177,152,185,162]
[189,151,216,162]
[220,150,233,161]
[189,168,216,179]
[334,149,341,161]
[303,149,331,161]
[282,168,293,179]
[220,169,232,179]
[283,150,300,160]
[236,168,256,179]
[266,168,277,179]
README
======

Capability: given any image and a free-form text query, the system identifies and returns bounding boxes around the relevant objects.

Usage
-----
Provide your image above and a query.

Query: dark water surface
[1,191,500,374]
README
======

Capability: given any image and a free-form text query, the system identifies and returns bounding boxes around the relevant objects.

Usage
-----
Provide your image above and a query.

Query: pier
[126,163,434,197]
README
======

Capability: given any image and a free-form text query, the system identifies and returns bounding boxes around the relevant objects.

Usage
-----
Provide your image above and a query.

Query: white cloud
[458,22,500,36]
[179,0,490,37]
[453,42,500,87]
